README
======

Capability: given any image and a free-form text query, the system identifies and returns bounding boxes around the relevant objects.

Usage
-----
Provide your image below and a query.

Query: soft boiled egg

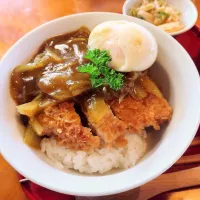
[88,21,158,72]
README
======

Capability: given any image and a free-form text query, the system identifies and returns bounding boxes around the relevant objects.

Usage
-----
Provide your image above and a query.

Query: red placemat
[18,174,75,200]
[18,26,200,200]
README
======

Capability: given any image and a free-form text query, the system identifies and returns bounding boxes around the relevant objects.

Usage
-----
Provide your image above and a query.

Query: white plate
[122,0,198,36]
[0,12,200,196]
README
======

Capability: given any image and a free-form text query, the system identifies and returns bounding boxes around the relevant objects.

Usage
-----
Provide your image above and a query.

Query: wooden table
[0,1,199,200]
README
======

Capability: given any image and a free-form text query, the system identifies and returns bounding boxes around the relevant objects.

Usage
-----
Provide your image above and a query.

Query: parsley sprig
[78,49,124,91]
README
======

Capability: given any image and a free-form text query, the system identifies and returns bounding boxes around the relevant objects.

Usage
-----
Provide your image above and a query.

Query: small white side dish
[123,0,198,36]
[0,12,200,197]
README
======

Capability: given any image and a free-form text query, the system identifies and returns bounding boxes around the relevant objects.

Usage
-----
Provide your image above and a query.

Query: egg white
[88,21,158,72]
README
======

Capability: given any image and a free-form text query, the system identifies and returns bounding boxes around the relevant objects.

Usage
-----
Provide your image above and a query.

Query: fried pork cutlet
[83,94,127,145]
[110,94,172,133]
[37,102,100,151]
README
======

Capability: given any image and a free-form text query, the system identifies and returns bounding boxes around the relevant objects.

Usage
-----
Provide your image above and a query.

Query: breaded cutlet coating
[110,94,172,133]
[37,102,100,151]
[88,110,127,144]
[83,95,127,145]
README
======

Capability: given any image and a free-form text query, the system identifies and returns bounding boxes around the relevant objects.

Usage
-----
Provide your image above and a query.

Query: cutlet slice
[36,102,100,151]
[110,94,172,133]
[83,94,127,144]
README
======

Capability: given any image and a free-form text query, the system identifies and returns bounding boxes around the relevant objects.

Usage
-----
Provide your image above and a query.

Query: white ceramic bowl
[123,0,198,36]
[0,12,200,197]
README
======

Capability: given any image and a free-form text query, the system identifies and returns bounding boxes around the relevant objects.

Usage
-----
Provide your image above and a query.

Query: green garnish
[158,11,170,18]
[78,49,124,91]
[177,11,181,16]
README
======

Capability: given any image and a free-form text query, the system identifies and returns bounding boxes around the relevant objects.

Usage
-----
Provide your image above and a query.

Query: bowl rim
[0,12,200,197]
[122,0,198,36]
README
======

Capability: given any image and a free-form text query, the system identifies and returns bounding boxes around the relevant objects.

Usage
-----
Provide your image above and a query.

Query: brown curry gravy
[10,27,91,105]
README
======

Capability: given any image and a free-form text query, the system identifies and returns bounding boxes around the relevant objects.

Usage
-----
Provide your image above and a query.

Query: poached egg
[88,21,158,72]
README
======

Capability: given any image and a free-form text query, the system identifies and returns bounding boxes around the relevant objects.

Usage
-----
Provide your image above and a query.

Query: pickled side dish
[128,0,184,33]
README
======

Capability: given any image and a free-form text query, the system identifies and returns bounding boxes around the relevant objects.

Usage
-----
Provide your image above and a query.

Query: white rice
[41,134,147,174]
